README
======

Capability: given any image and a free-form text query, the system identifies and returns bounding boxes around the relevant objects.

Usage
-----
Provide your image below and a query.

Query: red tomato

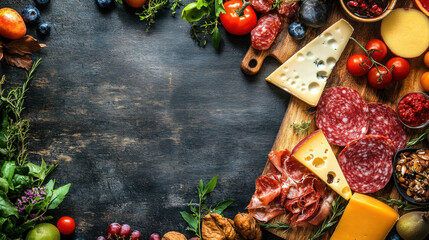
[365,39,388,62]
[124,0,147,8]
[367,66,392,89]
[57,216,75,235]
[421,72,429,91]
[386,57,410,82]
[0,8,26,40]
[347,54,372,77]
[219,0,257,36]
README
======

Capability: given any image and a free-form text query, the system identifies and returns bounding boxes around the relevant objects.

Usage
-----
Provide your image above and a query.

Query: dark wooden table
[0,0,289,238]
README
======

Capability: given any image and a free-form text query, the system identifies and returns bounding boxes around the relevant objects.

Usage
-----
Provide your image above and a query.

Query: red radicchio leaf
[5,35,46,56]
[4,54,33,70]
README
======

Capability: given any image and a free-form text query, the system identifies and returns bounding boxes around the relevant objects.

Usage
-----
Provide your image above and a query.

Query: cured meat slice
[367,103,407,151]
[278,1,299,18]
[338,135,395,193]
[268,149,310,181]
[247,174,281,208]
[250,0,273,13]
[251,13,283,50]
[247,198,286,222]
[316,87,369,146]
[307,191,335,226]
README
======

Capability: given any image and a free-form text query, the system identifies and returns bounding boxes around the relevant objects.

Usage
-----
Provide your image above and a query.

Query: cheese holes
[342,186,351,196]
[297,53,305,61]
[327,171,336,184]
[328,39,338,50]
[327,57,336,70]
[312,157,326,168]
[308,82,320,94]
[306,51,314,59]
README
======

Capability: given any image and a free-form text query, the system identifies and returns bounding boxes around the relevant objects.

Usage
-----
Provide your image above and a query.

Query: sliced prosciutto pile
[247,150,334,226]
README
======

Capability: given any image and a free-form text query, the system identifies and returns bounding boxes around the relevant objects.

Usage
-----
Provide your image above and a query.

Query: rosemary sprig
[170,0,183,16]
[349,37,392,84]
[290,120,312,136]
[309,196,347,240]
[406,128,429,147]
[259,222,293,234]
[377,197,428,211]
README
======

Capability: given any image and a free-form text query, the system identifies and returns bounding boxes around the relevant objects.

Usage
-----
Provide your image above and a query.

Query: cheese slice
[266,19,354,107]
[331,193,399,240]
[292,130,352,200]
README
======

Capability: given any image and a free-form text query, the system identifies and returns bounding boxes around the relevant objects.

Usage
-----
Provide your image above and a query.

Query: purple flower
[15,187,48,215]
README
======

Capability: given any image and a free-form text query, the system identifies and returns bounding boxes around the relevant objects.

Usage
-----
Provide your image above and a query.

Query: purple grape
[130,230,142,240]
[107,223,122,235]
[149,233,160,240]
[119,224,131,236]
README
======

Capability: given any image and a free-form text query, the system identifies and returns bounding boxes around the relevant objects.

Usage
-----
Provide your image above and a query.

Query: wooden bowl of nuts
[393,148,429,206]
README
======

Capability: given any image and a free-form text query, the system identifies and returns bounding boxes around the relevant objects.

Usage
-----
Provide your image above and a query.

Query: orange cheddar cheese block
[330,193,399,240]
[292,130,352,200]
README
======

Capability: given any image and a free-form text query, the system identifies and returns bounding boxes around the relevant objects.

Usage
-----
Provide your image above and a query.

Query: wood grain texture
[257,1,429,239]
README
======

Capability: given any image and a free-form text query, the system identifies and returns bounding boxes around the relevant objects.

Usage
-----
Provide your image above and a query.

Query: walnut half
[162,231,187,240]
[202,213,237,240]
[234,213,262,240]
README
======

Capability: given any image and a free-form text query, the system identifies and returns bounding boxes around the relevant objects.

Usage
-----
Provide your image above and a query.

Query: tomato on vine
[386,57,410,82]
[347,53,372,77]
[124,0,147,8]
[219,0,257,36]
[365,39,388,62]
[368,66,392,89]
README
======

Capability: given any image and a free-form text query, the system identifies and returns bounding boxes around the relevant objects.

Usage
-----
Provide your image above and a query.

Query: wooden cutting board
[247,1,429,239]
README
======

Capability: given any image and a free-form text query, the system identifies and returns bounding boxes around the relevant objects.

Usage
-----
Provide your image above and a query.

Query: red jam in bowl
[344,0,390,18]
[397,92,429,127]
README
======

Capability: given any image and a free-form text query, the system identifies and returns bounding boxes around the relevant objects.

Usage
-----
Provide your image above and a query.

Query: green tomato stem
[234,0,251,17]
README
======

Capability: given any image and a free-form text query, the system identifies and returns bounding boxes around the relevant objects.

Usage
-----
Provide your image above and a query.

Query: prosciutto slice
[248,149,333,226]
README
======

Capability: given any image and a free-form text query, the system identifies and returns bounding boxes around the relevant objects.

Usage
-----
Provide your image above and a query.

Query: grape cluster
[97,223,142,240]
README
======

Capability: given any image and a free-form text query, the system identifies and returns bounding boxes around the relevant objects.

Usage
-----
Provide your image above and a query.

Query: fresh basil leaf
[196,0,211,9]
[203,175,218,196]
[11,174,31,191]
[48,183,71,210]
[180,211,198,232]
[214,0,226,17]
[211,27,221,51]
[0,193,18,218]
[182,3,209,22]
[211,198,234,214]
[27,159,57,185]
[1,162,15,190]
[0,178,8,194]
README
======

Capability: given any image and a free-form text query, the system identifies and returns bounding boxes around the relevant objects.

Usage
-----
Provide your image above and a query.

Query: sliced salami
[316,87,369,146]
[367,103,406,151]
[278,1,299,18]
[250,0,274,13]
[251,13,283,50]
[338,135,395,193]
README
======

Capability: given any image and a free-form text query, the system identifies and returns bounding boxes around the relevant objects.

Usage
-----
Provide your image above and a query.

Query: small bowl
[396,91,429,129]
[339,0,397,23]
[393,148,429,206]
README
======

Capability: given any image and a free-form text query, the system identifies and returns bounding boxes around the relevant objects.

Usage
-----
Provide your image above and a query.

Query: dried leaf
[5,35,45,56]
[0,51,3,61]
[4,54,33,70]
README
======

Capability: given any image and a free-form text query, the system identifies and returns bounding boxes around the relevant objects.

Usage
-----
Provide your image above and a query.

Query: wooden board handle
[241,47,270,75]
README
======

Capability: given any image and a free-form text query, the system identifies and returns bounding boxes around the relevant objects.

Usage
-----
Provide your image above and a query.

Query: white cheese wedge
[292,130,352,200]
[266,19,354,107]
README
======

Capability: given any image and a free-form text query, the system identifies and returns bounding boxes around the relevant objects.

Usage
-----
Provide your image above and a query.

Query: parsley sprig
[180,175,234,239]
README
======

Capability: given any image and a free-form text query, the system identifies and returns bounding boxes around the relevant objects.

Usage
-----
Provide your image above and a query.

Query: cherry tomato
[365,39,388,62]
[347,54,372,77]
[367,66,392,89]
[219,0,257,36]
[424,52,429,68]
[124,0,147,8]
[57,216,75,235]
[386,57,410,82]
[421,72,429,91]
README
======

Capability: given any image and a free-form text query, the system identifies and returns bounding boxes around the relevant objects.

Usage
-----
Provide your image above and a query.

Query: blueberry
[386,228,403,240]
[34,0,51,7]
[288,22,307,40]
[96,0,114,9]
[37,21,51,37]
[75,238,86,240]
[21,5,40,24]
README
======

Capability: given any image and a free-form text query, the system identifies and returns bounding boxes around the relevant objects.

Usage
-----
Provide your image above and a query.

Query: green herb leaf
[203,175,218,196]
[48,183,71,210]
[182,3,209,22]
[211,198,234,214]
[116,0,123,4]
[180,211,198,232]
[214,0,226,17]
[290,120,312,136]
[377,197,427,211]
[309,196,347,240]
[0,178,8,194]
[211,26,221,50]
[406,128,429,147]
[259,222,293,233]
[0,192,18,218]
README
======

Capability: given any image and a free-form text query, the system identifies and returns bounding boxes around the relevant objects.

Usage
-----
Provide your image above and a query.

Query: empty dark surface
[0,0,289,239]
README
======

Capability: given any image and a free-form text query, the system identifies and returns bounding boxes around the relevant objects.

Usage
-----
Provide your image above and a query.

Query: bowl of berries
[340,0,397,22]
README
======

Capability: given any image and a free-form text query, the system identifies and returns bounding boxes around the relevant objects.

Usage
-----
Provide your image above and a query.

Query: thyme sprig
[259,222,293,234]
[290,120,312,136]
[350,37,393,85]
[190,18,219,48]
[377,197,428,211]
[309,196,347,240]
[406,128,429,147]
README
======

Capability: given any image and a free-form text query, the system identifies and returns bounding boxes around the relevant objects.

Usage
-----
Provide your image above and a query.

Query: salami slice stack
[316,87,369,146]
[338,135,395,193]
[367,103,407,151]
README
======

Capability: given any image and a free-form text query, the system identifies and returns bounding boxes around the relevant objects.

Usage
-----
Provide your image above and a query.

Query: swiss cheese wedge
[266,19,354,107]
[331,193,399,240]
[292,130,352,200]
